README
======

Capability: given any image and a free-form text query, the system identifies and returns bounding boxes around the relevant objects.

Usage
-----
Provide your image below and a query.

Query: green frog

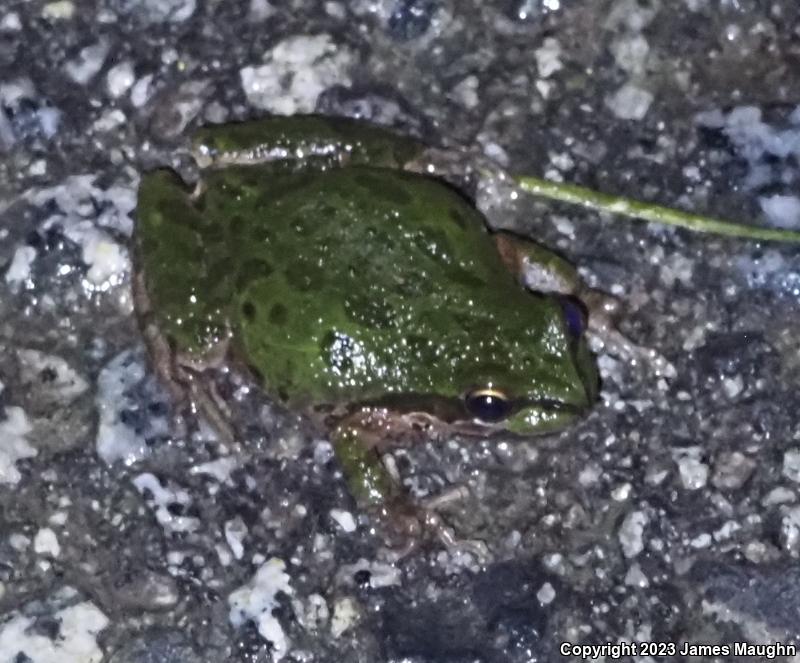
[134,115,636,553]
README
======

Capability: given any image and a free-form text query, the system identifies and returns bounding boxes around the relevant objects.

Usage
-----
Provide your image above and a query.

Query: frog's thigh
[493,230,583,295]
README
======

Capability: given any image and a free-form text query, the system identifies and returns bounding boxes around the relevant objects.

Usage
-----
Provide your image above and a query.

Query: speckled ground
[2,1,800,661]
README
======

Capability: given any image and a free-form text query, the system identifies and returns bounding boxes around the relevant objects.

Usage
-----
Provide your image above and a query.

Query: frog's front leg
[493,231,675,377]
[133,268,238,448]
[332,411,488,560]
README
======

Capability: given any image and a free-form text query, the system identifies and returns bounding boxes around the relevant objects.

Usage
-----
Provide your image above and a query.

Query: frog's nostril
[558,296,587,339]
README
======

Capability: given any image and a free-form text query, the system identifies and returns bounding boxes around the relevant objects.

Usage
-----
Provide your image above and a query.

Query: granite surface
[1,0,800,661]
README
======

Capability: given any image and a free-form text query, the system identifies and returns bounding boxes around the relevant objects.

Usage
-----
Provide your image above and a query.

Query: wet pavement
[2,0,800,661]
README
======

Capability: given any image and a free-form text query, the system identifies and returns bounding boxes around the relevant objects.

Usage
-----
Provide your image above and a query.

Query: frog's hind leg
[493,231,675,377]
[332,411,489,561]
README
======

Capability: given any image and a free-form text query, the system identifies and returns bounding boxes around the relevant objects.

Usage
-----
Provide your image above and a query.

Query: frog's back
[139,164,565,408]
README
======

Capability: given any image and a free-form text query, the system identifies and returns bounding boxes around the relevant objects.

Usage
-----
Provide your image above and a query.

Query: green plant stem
[515,174,800,243]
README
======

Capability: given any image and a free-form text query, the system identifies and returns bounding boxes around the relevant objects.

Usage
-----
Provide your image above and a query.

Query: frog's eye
[465,388,513,422]
[558,296,587,339]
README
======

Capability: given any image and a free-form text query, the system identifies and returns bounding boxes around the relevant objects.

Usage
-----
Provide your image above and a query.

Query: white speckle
[624,563,649,587]
[225,517,248,560]
[606,82,653,120]
[249,0,275,20]
[106,62,135,98]
[240,35,354,114]
[611,34,649,75]
[0,12,21,30]
[4,246,37,290]
[42,0,75,20]
[611,483,632,501]
[713,520,740,541]
[95,351,151,465]
[92,109,126,133]
[619,509,648,558]
[536,582,555,604]
[9,533,30,551]
[229,558,294,660]
[49,511,68,526]
[130,74,154,108]
[37,107,61,138]
[324,1,345,19]
[29,159,47,176]
[783,449,800,483]
[759,194,800,229]
[133,473,200,534]
[190,456,239,484]
[0,406,36,485]
[534,37,563,78]
[763,486,795,506]
[722,375,743,399]
[0,600,108,663]
[17,349,89,402]
[578,463,601,486]
[449,75,479,110]
[34,528,61,558]
[330,596,360,638]
[689,532,711,549]
[672,447,708,490]
[782,505,800,552]
[330,508,357,533]
[64,41,109,85]
[80,225,128,285]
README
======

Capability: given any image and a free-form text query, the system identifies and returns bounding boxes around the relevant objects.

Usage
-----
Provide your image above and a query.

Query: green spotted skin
[138,163,594,416]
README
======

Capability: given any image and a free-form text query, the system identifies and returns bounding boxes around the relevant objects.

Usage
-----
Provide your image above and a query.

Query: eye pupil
[465,390,512,422]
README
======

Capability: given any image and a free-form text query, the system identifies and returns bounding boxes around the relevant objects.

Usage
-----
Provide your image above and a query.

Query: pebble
[0,406,37,485]
[619,509,648,558]
[673,447,709,490]
[228,558,294,660]
[64,41,109,85]
[106,62,135,98]
[606,82,653,120]
[711,451,755,490]
[783,449,800,483]
[34,527,61,557]
[240,35,354,114]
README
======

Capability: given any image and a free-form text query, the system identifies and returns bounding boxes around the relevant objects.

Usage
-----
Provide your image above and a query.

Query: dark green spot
[241,300,256,321]
[269,303,288,325]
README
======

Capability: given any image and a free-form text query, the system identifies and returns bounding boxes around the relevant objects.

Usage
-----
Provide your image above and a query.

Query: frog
[134,115,638,553]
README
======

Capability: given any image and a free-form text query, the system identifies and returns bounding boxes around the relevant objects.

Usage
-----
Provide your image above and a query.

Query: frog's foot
[371,495,490,562]
[493,231,675,378]
[580,290,676,378]
[333,418,489,560]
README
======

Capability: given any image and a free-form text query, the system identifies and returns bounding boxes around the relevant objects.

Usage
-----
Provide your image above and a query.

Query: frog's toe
[420,509,490,563]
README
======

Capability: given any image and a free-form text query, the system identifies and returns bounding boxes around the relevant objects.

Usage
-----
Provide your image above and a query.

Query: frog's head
[444,295,598,437]
[385,289,599,438]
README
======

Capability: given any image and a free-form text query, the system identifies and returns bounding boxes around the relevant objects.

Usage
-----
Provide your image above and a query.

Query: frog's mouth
[355,394,588,438]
